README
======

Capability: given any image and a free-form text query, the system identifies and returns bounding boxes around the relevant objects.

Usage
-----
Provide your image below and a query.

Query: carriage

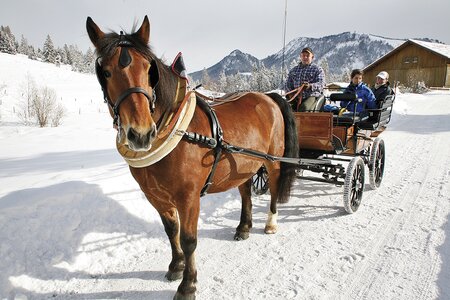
[251,92,396,213]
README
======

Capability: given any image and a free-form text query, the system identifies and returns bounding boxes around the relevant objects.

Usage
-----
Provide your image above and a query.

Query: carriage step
[298,175,344,185]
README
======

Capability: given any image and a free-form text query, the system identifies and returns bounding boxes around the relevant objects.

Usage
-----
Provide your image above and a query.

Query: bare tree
[32,86,57,127]
[51,102,66,127]
[17,74,37,125]
[0,83,6,121]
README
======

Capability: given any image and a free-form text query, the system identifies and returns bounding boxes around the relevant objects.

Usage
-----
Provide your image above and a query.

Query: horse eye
[103,70,111,78]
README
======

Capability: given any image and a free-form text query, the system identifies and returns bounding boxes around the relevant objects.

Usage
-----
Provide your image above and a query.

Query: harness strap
[110,87,153,127]
[186,95,224,197]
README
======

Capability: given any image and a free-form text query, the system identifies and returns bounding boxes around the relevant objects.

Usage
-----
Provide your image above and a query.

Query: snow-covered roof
[364,39,450,70]
[409,39,450,59]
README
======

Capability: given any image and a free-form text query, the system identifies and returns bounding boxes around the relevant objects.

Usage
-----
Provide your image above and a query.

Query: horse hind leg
[234,178,253,241]
[264,163,280,234]
[160,208,185,281]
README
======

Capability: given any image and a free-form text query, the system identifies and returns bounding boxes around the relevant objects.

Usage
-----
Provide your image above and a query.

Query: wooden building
[363,40,450,88]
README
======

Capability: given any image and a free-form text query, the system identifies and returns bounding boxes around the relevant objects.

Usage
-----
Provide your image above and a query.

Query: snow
[409,39,450,59]
[1,53,450,300]
[367,34,405,48]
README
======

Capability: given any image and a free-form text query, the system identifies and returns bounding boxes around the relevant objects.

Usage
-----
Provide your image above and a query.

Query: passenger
[285,47,325,111]
[372,71,392,101]
[340,69,377,113]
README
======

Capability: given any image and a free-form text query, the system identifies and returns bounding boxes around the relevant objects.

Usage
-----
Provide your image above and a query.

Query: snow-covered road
[1,54,449,299]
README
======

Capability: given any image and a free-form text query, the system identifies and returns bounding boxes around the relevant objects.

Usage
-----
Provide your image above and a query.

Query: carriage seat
[298,95,326,112]
[333,112,368,126]
[314,95,326,111]
[358,94,395,130]
[328,93,368,125]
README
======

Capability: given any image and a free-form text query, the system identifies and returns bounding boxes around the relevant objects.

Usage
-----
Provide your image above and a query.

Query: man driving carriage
[285,47,325,112]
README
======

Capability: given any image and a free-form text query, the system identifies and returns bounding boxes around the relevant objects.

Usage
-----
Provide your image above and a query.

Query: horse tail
[266,92,299,203]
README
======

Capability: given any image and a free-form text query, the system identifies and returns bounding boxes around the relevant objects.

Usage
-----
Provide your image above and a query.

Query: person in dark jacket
[372,71,392,101]
[340,69,377,113]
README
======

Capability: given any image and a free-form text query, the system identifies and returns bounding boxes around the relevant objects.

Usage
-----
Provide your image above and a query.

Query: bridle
[95,33,159,128]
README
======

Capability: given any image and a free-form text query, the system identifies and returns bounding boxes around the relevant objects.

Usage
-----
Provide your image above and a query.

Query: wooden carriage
[252,93,395,213]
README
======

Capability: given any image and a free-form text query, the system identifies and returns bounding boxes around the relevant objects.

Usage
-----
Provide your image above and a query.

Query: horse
[86,15,299,300]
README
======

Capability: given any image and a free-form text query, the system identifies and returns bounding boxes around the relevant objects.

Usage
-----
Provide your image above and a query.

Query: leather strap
[157,91,193,139]
[192,95,224,197]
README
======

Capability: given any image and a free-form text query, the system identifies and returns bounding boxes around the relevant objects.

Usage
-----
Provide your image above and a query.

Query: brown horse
[86,16,298,300]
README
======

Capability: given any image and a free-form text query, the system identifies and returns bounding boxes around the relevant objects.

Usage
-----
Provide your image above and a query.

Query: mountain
[189,32,406,82]
[189,49,262,82]
[263,32,405,76]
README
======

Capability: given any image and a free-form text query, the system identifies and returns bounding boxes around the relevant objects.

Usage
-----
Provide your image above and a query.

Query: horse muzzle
[125,123,157,152]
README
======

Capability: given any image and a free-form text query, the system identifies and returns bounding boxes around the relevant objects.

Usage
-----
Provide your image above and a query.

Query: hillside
[0,53,105,126]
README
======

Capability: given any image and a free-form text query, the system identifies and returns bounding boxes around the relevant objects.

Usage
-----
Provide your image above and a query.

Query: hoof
[165,270,183,281]
[234,231,249,241]
[173,291,195,300]
[264,225,277,234]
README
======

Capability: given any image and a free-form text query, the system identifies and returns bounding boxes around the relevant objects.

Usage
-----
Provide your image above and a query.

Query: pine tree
[82,47,95,73]
[63,44,72,65]
[58,46,68,65]
[0,26,17,54]
[28,45,37,60]
[18,35,29,55]
[216,71,227,92]
[68,45,83,72]
[42,34,56,64]
[319,58,331,83]
[340,67,351,83]
[250,64,273,92]
[201,68,214,90]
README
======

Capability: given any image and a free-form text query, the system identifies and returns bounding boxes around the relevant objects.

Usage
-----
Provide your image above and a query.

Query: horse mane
[95,31,177,115]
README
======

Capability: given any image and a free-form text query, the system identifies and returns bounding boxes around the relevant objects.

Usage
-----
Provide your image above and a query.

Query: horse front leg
[173,197,199,300]
[160,208,185,281]
[234,179,253,240]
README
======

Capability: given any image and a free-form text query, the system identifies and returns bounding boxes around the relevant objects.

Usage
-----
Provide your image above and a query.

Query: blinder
[94,42,159,128]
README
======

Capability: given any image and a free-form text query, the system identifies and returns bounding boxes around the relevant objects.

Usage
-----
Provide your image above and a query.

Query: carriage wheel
[369,138,385,189]
[343,157,365,213]
[251,166,269,195]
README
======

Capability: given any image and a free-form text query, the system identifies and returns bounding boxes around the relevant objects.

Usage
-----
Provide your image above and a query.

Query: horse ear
[136,15,150,45]
[86,16,105,48]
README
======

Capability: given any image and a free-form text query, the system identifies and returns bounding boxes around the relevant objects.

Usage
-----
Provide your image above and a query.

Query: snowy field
[1,53,449,300]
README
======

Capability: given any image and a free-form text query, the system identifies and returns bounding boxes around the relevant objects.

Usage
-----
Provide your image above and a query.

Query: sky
[1,0,449,72]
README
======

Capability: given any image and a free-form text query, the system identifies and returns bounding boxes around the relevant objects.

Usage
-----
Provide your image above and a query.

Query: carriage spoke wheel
[251,166,269,195]
[369,138,385,189]
[343,157,365,213]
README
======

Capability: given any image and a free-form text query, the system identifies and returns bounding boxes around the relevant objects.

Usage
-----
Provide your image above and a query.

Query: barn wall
[364,43,450,88]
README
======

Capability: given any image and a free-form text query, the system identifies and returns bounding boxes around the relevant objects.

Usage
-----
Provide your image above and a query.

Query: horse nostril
[149,123,157,140]
[127,125,156,151]
[127,127,138,142]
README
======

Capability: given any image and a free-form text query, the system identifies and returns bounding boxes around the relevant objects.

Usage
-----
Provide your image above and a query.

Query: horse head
[86,16,160,152]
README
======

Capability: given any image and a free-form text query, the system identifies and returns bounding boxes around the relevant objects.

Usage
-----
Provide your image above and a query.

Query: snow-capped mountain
[189,49,261,82]
[263,32,405,75]
[189,32,408,81]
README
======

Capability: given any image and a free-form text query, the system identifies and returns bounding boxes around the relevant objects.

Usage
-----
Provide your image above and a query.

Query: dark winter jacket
[341,82,377,113]
[372,82,392,102]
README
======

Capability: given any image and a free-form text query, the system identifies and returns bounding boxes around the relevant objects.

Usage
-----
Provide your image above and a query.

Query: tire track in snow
[342,130,449,299]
